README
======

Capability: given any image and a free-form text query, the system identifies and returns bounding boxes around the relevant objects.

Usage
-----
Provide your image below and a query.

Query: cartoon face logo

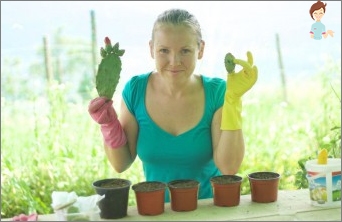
[309,0,334,40]
[312,8,325,21]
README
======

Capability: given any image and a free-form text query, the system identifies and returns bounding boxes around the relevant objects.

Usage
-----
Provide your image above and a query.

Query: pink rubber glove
[88,97,127,149]
[12,213,38,221]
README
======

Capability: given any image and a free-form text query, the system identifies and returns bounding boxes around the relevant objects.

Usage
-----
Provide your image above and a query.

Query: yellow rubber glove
[221,51,258,130]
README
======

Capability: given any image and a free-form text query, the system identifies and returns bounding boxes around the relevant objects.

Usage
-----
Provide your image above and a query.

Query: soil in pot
[92,178,131,219]
[210,175,242,207]
[167,179,200,212]
[248,172,280,203]
[132,181,167,216]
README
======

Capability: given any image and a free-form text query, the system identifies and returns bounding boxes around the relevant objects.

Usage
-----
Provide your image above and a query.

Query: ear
[149,40,154,59]
[198,40,205,59]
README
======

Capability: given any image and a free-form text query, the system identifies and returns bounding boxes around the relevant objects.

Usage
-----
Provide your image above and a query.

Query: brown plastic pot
[92,178,131,219]
[132,181,167,216]
[167,179,200,212]
[210,175,243,207]
[248,172,280,203]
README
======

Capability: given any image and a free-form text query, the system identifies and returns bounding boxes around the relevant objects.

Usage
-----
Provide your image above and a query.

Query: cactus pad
[224,52,236,74]
[96,37,125,100]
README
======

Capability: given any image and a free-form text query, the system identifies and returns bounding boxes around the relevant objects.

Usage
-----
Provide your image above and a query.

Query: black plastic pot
[92,178,131,219]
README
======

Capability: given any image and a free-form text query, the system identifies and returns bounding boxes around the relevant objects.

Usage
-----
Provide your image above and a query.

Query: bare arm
[212,108,245,175]
[104,98,138,173]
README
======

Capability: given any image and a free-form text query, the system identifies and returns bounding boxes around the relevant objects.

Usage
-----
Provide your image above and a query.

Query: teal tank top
[122,72,226,202]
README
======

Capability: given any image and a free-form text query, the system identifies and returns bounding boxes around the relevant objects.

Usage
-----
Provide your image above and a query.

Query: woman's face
[149,24,204,80]
[312,8,325,21]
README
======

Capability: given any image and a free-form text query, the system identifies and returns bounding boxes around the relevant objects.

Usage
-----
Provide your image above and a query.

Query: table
[2,189,340,221]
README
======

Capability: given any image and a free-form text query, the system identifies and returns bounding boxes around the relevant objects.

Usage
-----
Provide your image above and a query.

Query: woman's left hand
[225,51,258,102]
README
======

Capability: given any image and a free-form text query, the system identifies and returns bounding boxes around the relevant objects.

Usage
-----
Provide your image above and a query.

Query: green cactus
[96,37,125,100]
[65,206,91,221]
[224,52,236,74]
[67,206,79,214]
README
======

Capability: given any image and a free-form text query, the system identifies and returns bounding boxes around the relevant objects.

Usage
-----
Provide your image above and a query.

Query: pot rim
[92,178,132,189]
[210,175,243,184]
[167,179,200,189]
[247,171,280,180]
[132,181,167,192]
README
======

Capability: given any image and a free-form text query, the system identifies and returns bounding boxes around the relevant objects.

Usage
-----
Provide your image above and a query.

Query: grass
[1,64,340,218]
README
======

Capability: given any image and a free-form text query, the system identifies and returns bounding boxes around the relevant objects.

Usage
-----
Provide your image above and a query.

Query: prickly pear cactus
[224,52,236,74]
[96,36,125,100]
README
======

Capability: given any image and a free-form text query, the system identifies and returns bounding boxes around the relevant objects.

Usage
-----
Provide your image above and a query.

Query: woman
[88,8,258,201]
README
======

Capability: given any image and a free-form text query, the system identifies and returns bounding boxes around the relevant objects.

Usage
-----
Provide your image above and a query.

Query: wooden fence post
[43,35,53,85]
[276,33,287,103]
[91,10,98,82]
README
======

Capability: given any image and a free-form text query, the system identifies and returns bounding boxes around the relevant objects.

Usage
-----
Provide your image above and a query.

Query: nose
[169,53,181,66]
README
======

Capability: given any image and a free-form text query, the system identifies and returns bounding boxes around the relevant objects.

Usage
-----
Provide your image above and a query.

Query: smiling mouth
[170,70,180,72]
[167,70,183,74]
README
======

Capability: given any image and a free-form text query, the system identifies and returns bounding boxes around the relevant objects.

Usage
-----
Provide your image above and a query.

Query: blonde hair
[151,8,203,47]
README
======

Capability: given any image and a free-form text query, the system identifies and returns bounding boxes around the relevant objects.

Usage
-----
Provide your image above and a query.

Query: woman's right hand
[88,97,118,125]
[88,97,127,149]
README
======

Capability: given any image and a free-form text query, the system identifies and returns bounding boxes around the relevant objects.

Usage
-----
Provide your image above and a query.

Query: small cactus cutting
[224,52,236,74]
[96,36,125,100]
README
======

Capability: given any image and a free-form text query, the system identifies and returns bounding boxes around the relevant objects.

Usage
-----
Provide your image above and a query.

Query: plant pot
[167,179,200,212]
[248,171,280,203]
[210,175,243,207]
[132,181,167,216]
[92,178,131,219]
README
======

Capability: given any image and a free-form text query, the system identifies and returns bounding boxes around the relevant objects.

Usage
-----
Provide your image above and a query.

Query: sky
[1,1,341,93]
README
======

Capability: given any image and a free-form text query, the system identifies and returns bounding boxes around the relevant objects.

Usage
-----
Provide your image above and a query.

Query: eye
[159,48,169,54]
[181,49,191,54]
